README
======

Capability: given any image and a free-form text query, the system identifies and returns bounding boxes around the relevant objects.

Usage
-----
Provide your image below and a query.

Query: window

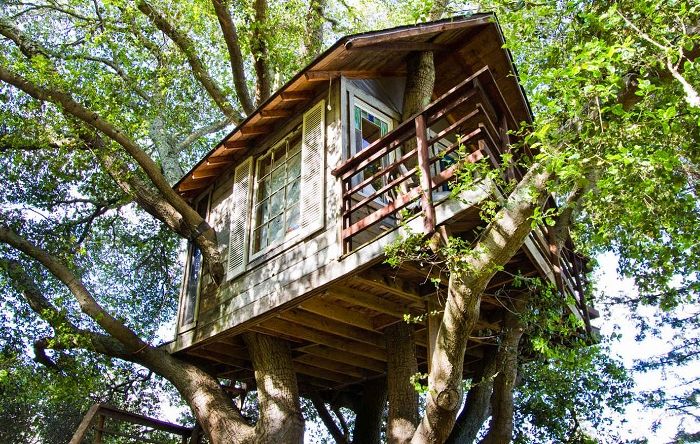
[227,99,325,280]
[251,130,302,255]
[351,101,393,196]
[180,193,209,328]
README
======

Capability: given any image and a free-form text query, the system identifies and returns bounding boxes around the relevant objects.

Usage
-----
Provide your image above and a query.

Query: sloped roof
[174,13,532,198]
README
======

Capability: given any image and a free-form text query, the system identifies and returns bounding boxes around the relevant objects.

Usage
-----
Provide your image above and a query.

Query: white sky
[594,252,700,442]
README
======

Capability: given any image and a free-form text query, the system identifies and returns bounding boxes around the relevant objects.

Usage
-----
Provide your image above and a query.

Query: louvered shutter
[227,156,253,279]
[300,99,326,235]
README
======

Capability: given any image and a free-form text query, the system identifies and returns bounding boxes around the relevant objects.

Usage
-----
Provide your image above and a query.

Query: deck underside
[175,206,549,396]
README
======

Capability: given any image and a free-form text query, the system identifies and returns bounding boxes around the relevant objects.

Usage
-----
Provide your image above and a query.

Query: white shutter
[300,99,326,234]
[227,156,253,279]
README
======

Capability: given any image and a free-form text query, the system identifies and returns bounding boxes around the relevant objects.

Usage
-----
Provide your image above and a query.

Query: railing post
[415,113,435,234]
[93,414,104,444]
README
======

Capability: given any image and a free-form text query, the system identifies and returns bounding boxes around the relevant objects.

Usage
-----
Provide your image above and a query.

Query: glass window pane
[287,179,300,204]
[286,204,300,233]
[256,200,269,224]
[254,226,267,252]
[269,215,283,243]
[288,153,301,179]
[270,190,284,215]
[271,167,285,191]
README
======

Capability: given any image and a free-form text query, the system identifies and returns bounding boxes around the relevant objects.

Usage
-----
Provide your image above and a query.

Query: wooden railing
[69,403,201,444]
[332,66,593,329]
[332,66,518,253]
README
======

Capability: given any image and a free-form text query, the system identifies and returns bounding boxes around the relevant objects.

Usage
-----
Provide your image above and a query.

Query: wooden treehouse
[167,14,593,396]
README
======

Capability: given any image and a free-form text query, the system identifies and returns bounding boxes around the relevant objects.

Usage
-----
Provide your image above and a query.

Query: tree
[0,0,698,443]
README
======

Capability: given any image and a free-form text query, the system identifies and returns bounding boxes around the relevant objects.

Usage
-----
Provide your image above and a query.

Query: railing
[332,66,518,253]
[69,404,201,444]
[332,66,593,331]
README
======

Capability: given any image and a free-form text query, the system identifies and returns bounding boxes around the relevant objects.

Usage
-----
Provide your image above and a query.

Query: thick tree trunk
[386,322,419,443]
[139,349,255,444]
[480,297,528,444]
[445,350,498,444]
[402,52,435,121]
[352,377,388,444]
[244,332,305,443]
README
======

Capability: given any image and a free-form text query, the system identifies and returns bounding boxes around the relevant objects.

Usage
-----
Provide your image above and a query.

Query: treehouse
[167,14,593,393]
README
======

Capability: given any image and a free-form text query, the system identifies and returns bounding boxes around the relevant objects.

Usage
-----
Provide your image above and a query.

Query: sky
[594,252,700,443]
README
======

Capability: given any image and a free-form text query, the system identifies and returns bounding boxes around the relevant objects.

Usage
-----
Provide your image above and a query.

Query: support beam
[280,90,314,101]
[261,318,387,361]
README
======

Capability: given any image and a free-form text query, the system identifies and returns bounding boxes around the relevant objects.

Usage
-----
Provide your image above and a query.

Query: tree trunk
[445,350,498,444]
[244,332,305,443]
[139,349,255,444]
[352,377,388,444]
[402,52,435,121]
[386,322,419,443]
[480,297,528,444]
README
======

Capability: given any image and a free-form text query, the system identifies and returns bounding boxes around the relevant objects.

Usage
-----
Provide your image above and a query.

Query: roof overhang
[174,13,532,198]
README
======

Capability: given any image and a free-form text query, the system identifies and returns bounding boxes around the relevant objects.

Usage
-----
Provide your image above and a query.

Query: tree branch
[177,116,234,152]
[0,225,148,352]
[0,58,224,283]
[412,164,552,443]
[136,0,241,121]
[251,0,271,105]
[310,393,349,444]
[211,0,255,115]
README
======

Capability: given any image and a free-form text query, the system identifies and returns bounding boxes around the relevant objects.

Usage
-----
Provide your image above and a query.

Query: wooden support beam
[329,285,413,319]
[297,344,386,373]
[260,108,293,118]
[304,70,405,81]
[177,178,208,193]
[279,308,383,347]
[294,362,348,383]
[261,318,386,361]
[294,354,370,379]
[223,139,247,150]
[346,41,448,52]
[191,168,223,180]
[301,296,376,331]
[280,90,314,102]
[188,348,250,370]
[240,125,271,136]
[351,271,423,305]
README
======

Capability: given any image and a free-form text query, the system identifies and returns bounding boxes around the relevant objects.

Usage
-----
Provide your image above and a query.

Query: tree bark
[251,0,271,105]
[352,377,388,444]
[412,165,551,444]
[211,0,256,115]
[480,297,528,444]
[445,350,498,444]
[402,52,435,121]
[310,393,348,444]
[386,322,419,444]
[244,332,305,443]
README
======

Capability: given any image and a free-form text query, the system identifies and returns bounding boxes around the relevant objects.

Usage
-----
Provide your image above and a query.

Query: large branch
[177,116,234,151]
[136,0,241,121]
[251,0,271,104]
[412,165,552,444]
[211,0,255,115]
[0,63,224,283]
[0,229,147,351]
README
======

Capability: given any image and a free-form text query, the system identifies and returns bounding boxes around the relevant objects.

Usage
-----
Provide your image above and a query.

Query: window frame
[177,189,211,333]
[248,126,304,261]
